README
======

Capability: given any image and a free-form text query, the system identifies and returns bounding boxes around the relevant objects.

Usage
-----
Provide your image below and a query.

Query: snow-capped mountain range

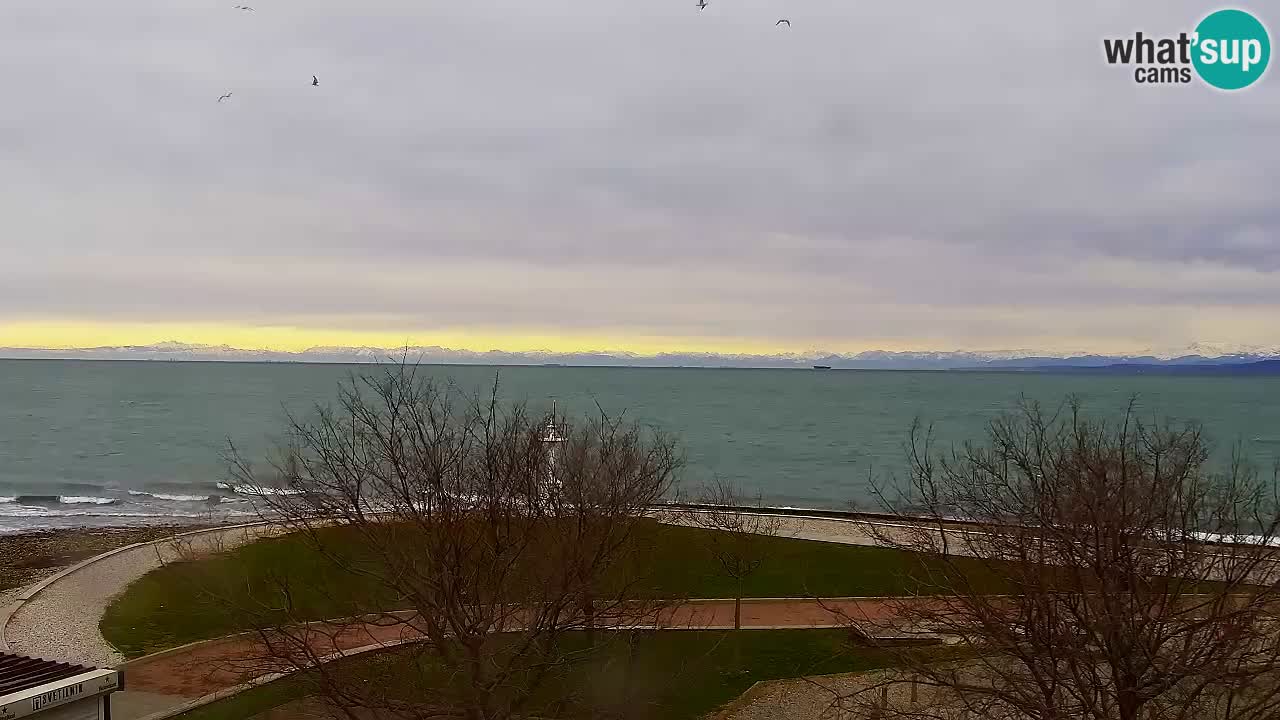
[1,341,1278,371]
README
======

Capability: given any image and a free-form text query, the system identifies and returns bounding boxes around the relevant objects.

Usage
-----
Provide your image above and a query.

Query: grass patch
[175,629,952,720]
[174,675,309,720]
[636,522,1002,598]
[104,519,1004,657]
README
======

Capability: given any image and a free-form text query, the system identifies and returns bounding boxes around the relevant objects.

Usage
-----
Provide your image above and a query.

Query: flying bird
[234,5,254,10]
[776,18,790,26]
[312,75,319,86]
[697,0,707,9]
[218,92,232,102]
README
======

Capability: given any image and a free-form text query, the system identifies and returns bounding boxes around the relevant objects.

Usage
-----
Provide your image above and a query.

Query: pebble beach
[0,525,204,596]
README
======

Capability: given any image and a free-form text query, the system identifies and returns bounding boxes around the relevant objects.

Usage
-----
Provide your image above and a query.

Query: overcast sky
[2,0,1277,355]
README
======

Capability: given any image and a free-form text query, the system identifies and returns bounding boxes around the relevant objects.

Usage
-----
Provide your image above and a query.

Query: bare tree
[687,477,783,630]
[836,397,1280,720]
[221,364,683,720]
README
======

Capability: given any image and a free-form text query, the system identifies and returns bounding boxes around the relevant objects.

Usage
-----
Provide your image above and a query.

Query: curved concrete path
[0,512,937,668]
[2,523,278,668]
[0,511,950,669]
[0,511,944,720]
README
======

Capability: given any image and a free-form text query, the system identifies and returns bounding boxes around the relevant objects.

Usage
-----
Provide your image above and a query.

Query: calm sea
[2,359,1278,532]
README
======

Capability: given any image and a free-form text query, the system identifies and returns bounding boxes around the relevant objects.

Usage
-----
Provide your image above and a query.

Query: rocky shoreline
[0,524,207,596]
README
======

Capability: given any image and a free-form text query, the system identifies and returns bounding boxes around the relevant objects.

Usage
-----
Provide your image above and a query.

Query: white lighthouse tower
[539,399,565,495]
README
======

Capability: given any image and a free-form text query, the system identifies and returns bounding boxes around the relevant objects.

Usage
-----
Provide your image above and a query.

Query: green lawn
[103,520,1004,657]
[175,629,952,720]
[173,675,309,720]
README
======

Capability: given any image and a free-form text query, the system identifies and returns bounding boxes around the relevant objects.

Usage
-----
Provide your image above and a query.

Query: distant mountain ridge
[1,341,1278,372]
[1011,358,1280,375]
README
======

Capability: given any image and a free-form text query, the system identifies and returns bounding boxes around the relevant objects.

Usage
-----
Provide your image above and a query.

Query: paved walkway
[661,510,981,553]
[2,523,279,668]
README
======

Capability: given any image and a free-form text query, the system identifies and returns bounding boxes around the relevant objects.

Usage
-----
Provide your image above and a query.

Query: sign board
[0,670,117,720]
[22,698,102,720]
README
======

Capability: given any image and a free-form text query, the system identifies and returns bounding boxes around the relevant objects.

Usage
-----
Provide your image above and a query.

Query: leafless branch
[846,396,1280,720]
[213,362,684,720]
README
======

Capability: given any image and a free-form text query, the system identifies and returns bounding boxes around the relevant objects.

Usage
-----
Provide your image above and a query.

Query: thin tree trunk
[621,631,643,719]
[1119,688,1140,720]
[735,578,743,630]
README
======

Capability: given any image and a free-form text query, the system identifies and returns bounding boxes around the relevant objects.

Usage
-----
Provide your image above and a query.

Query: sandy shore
[0,524,207,597]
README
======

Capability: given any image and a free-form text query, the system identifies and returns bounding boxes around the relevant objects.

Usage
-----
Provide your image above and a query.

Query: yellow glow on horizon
[0,320,842,356]
[7,317,1191,357]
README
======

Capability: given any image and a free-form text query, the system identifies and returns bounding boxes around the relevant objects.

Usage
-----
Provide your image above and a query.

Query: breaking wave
[127,490,216,503]
[216,482,301,497]
[13,495,118,506]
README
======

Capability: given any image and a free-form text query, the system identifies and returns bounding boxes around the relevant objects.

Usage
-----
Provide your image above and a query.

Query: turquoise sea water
[1,359,1278,531]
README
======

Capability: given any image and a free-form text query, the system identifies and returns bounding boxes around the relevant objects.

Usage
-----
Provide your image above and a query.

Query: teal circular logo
[1193,9,1270,90]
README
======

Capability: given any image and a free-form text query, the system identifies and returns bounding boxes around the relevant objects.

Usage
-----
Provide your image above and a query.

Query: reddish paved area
[657,597,903,628]
[123,622,419,698]
[122,598,913,699]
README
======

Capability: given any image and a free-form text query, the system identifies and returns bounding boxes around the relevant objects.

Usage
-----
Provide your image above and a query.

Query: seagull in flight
[776,18,791,27]
[697,0,707,9]
[234,5,254,10]
[218,92,232,102]
[312,75,319,86]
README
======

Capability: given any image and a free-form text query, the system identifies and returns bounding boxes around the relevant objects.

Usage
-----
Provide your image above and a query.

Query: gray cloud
[2,0,1278,352]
